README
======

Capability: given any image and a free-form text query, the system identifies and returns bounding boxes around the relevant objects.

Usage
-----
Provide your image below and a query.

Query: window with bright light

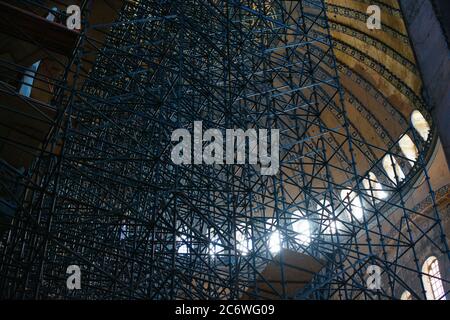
[292,210,311,245]
[401,290,412,300]
[19,9,57,98]
[19,61,41,97]
[398,134,418,166]
[236,223,252,255]
[340,189,364,221]
[411,110,430,141]
[382,154,405,185]
[422,256,446,300]
[177,227,189,254]
[209,228,223,256]
[177,235,189,254]
[269,231,281,254]
[316,200,340,234]
[267,218,282,254]
[363,172,388,200]
[119,223,128,240]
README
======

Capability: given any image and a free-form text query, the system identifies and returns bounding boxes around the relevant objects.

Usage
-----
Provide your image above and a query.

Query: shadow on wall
[431,0,450,47]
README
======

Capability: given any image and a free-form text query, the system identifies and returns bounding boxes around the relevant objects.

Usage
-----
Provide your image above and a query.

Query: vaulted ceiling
[320,0,433,186]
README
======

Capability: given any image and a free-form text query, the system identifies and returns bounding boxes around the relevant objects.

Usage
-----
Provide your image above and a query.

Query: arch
[382,154,405,185]
[411,110,430,141]
[19,61,41,97]
[422,256,446,300]
[340,189,364,221]
[398,134,418,166]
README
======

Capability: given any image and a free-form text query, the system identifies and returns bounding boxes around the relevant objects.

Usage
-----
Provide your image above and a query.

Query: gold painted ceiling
[319,0,433,184]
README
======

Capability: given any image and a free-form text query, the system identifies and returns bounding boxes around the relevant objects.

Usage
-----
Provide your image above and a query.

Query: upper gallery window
[340,189,364,221]
[382,155,405,185]
[398,134,418,166]
[363,172,388,200]
[411,110,430,141]
[422,256,446,300]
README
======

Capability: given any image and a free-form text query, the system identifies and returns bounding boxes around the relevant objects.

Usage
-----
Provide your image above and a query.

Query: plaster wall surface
[400,0,450,168]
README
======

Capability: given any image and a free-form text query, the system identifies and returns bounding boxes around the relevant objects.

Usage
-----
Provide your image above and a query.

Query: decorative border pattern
[329,22,418,76]
[412,184,450,213]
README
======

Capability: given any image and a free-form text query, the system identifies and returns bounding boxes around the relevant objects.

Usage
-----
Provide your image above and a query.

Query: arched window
[292,210,311,245]
[382,154,405,185]
[317,200,340,234]
[363,172,388,200]
[19,9,57,97]
[422,256,446,300]
[177,226,190,254]
[119,223,128,240]
[19,61,41,97]
[398,134,418,166]
[177,234,189,254]
[411,110,430,141]
[340,189,364,221]
[400,290,412,300]
[267,218,282,254]
[236,223,252,255]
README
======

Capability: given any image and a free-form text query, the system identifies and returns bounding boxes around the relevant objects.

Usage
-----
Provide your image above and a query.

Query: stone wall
[400,0,450,169]
[374,184,450,299]
[431,0,450,45]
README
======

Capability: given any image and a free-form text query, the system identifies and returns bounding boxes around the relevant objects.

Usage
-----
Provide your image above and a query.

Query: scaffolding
[0,0,448,300]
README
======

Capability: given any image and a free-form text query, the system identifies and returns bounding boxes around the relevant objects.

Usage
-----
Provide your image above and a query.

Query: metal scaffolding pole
[0,0,448,300]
